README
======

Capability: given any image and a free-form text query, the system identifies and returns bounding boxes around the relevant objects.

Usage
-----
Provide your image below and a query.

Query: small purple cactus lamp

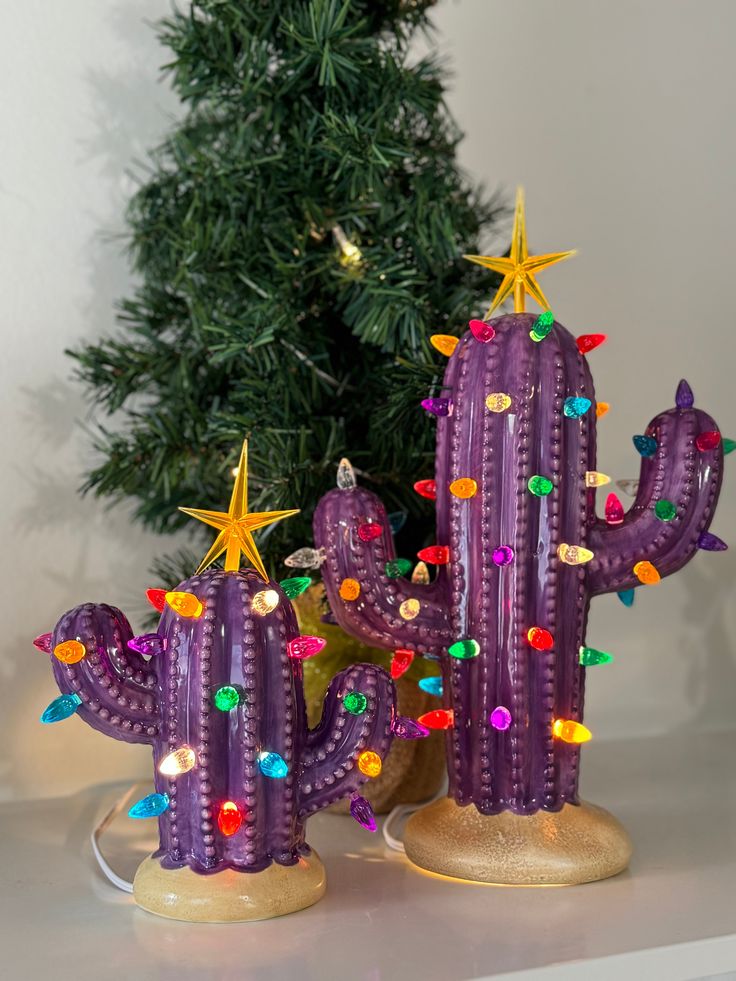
[313,189,727,885]
[37,441,395,921]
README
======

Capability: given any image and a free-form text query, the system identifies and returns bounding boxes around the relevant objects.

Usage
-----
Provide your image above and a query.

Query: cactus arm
[297,663,395,817]
[587,406,724,595]
[51,603,160,744]
[313,486,452,656]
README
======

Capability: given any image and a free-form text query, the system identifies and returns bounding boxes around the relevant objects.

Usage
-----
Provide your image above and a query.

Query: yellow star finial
[463,187,576,319]
[179,440,299,581]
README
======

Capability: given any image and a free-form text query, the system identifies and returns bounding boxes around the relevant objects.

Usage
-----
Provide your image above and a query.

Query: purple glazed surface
[313,313,723,815]
[50,569,395,873]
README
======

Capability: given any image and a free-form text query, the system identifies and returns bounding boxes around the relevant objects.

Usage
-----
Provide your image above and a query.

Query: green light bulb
[213,685,242,712]
[448,639,480,659]
[579,646,614,666]
[385,558,413,578]
[528,474,554,497]
[343,691,368,715]
[279,576,312,598]
[654,500,677,521]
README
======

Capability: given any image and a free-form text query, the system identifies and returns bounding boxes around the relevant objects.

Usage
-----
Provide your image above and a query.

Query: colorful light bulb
[552,718,592,743]
[449,477,478,499]
[633,434,657,457]
[284,547,325,569]
[654,499,677,521]
[213,685,242,712]
[146,588,168,612]
[485,392,512,413]
[563,396,592,418]
[530,310,554,341]
[492,545,514,566]
[596,402,610,418]
[618,589,636,607]
[576,333,607,355]
[128,633,166,656]
[417,545,450,565]
[40,692,82,724]
[251,589,279,616]
[358,750,382,778]
[675,379,694,409]
[528,474,553,497]
[391,649,415,679]
[448,639,480,659]
[490,706,512,730]
[128,793,170,819]
[339,578,361,601]
[421,397,452,417]
[417,709,454,730]
[557,543,594,565]
[413,478,437,500]
[392,716,430,739]
[469,319,496,343]
[633,560,661,585]
[278,576,312,598]
[287,635,327,659]
[411,561,430,584]
[695,431,721,451]
[385,558,413,578]
[336,457,357,489]
[584,471,611,488]
[350,793,377,832]
[217,801,243,837]
[258,751,288,779]
[165,591,203,618]
[53,640,86,664]
[357,522,383,543]
[697,531,728,551]
[399,598,420,620]
[418,676,443,697]
[527,626,554,651]
[159,746,196,776]
[32,632,53,654]
[722,438,736,455]
[388,510,408,533]
[430,334,459,357]
[343,691,368,715]
[605,493,625,525]
[579,646,614,666]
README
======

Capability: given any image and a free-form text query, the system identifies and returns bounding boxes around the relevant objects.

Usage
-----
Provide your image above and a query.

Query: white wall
[1,0,734,801]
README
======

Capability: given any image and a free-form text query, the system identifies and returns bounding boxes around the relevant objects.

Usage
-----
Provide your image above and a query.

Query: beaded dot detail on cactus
[357,522,383,542]
[417,545,450,565]
[563,396,592,418]
[32,632,53,654]
[258,751,288,779]
[585,471,610,487]
[339,578,361,601]
[41,692,81,724]
[213,685,242,712]
[165,591,203,618]
[448,639,480,659]
[528,474,553,497]
[128,633,166,656]
[217,801,243,837]
[633,434,657,457]
[654,500,677,521]
[385,558,413,578]
[469,319,496,343]
[490,706,512,730]
[343,691,368,715]
[430,334,459,357]
[485,392,512,413]
[527,627,554,651]
[159,746,196,776]
[557,543,594,565]
[579,646,614,666]
[492,545,514,566]
[449,477,478,499]
[252,589,279,615]
[418,676,443,696]
[129,793,170,819]
[278,576,312,598]
[391,649,415,679]
[53,640,86,664]
[634,560,661,585]
[357,751,382,778]
[553,719,592,743]
[399,598,421,620]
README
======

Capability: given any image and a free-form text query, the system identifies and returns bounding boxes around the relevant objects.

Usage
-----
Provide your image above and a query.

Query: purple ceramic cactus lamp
[37,441,395,921]
[313,189,727,885]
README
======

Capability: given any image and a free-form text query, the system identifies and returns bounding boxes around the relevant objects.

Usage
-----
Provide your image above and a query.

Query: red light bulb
[417,709,454,730]
[605,493,625,525]
[468,319,496,343]
[357,522,383,543]
[146,588,168,613]
[417,545,450,565]
[391,649,415,679]
[527,627,553,651]
[695,431,721,451]
[32,632,53,654]
[217,801,243,837]
[576,333,607,355]
[413,479,437,500]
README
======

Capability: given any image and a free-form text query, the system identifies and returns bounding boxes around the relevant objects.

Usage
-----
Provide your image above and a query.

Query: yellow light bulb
[165,591,204,618]
[596,402,610,418]
[53,640,86,664]
[159,746,197,776]
[399,598,421,620]
[332,223,363,268]
[634,560,661,585]
[557,544,594,565]
[252,589,279,616]
[339,578,361,601]
[450,477,478,499]
[430,334,459,357]
[411,561,430,584]
[485,392,512,413]
[584,471,611,488]
[552,718,592,743]
[357,750,382,778]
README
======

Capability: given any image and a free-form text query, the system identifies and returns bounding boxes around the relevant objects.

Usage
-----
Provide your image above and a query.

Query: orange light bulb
[339,578,361,601]
[633,560,661,585]
[449,478,478,499]
[357,751,382,778]
[165,591,203,618]
[596,402,610,418]
[430,334,459,357]
[217,801,243,837]
[552,719,592,743]
[53,640,86,664]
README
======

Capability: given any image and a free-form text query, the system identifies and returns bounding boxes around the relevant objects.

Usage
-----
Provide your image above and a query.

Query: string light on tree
[430,334,459,357]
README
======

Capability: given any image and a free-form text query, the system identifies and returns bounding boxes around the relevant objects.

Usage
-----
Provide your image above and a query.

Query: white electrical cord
[382,774,449,853]
[90,785,137,893]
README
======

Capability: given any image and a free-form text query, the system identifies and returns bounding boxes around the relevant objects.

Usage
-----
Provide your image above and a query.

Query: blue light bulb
[258,751,288,779]
[418,676,443,697]
[128,793,170,819]
[40,692,82,724]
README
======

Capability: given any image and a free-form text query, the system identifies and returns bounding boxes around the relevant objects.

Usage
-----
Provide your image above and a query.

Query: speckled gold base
[404,798,632,885]
[132,851,326,922]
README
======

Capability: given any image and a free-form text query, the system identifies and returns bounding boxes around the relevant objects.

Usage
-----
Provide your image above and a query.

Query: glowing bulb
[339,578,361,601]
[392,716,430,739]
[357,522,382,542]
[413,479,437,500]
[675,379,694,409]
[288,635,326,659]
[596,402,610,418]
[213,685,242,712]
[411,561,430,584]
[421,397,452,417]
[159,746,196,776]
[128,793,169,819]
[231,467,240,478]
[450,477,478,499]
[485,392,512,413]
[53,640,86,664]
[492,545,514,566]
[618,589,635,607]
[32,632,53,654]
[343,691,368,715]
[696,431,721,451]
[585,471,611,488]
[385,558,412,578]
[336,457,357,490]
[557,543,594,565]
[391,649,415,679]
[165,591,203,618]
[469,319,496,343]
[258,751,288,778]
[128,633,166,656]
[417,545,450,565]
[350,793,376,832]
[697,531,727,552]
[633,434,657,457]
[388,510,408,533]
[579,646,614,666]
[417,709,454,729]
[490,706,512,730]
[527,627,553,651]
[448,639,480,659]
[217,801,243,837]
[576,333,607,355]
[633,560,660,585]
[552,718,592,743]
[563,397,592,418]
[530,310,554,341]
[146,588,168,612]
[605,493,625,525]
[252,589,279,616]
[654,499,677,521]
[40,692,81,724]
[430,334,459,357]
[418,676,443,696]
[358,750,382,778]
[333,223,363,268]
[284,547,325,569]
[278,576,312,598]
[399,598,420,620]
[528,474,553,497]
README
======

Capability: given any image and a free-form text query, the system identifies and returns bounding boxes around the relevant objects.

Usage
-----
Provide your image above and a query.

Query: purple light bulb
[421,397,452,417]
[127,633,167,656]
[490,706,512,730]
[350,793,377,832]
[698,531,727,552]
[492,545,514,567]
[392,716,430,739]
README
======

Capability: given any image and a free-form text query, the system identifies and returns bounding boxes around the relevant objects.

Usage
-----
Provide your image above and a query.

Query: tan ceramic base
[132,851,327,922]
[404,798,632,885]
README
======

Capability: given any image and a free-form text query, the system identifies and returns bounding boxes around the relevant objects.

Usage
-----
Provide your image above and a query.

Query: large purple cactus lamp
[37,441,395,921]
[313,189,726,885]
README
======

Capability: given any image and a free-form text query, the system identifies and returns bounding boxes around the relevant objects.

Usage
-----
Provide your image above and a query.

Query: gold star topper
[464,187,576,319]
[179,440,299,581]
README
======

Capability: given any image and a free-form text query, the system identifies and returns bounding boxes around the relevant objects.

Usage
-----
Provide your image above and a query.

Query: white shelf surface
[2,730,736,981]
